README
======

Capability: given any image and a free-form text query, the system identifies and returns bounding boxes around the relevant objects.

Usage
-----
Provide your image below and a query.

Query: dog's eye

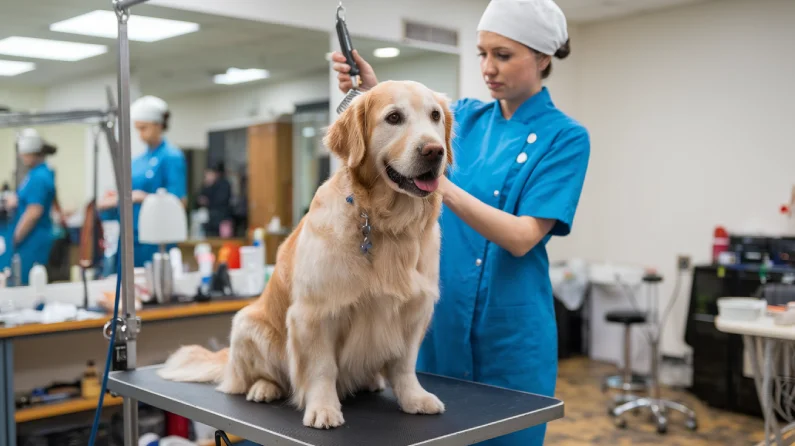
[431,110,441,122]
[386,111,403,125]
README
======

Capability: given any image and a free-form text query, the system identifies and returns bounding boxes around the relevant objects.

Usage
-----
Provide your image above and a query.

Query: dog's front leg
[287,304,344,429]
[386,300,445,415]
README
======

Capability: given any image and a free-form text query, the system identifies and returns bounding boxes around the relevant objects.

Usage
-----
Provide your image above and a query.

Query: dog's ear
[434,92,455,166]
[324,95,367,169]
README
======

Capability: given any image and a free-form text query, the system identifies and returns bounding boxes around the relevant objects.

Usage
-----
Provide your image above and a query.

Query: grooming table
[108,365,564,446]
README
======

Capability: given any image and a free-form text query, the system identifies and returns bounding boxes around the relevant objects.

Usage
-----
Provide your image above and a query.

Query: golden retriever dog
[157,80,454,429]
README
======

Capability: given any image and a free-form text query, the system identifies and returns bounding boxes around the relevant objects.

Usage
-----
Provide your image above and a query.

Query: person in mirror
[98,95,187,268]
[0,129,59,285]
[332,1,590,445]
[196,162,233,238]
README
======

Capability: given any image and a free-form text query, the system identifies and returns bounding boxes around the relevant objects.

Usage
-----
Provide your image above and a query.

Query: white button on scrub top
[527,133,538,144]
[475,258,482,266]
[516,152,528,164]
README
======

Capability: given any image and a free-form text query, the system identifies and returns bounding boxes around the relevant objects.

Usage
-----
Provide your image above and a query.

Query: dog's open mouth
[385,164,439,197]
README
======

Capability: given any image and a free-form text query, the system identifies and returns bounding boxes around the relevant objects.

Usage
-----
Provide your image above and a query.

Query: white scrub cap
[131,95,169,124]
[477,0,568,56]
[17,128,43,155]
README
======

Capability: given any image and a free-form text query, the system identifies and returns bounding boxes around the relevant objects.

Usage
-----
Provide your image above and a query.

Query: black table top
[109,365,563,446]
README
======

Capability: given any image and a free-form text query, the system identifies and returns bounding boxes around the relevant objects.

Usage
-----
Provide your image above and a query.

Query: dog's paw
[245,379,283,403]
[367,374,386,392]
[303,405,345,429]
[399,390,445,415]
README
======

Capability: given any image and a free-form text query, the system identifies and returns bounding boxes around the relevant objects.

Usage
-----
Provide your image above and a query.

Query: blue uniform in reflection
[3,164,56,285]
[416,87,590,446]
[102,139,186,269]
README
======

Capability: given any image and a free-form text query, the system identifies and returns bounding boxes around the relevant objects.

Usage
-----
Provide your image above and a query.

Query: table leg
[745,336,770,445]
[0,339,15,446]
[764,339,783,445]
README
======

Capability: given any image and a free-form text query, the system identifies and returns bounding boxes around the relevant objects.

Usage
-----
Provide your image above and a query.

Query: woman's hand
[4,193,18,210]
[331,50,379,93]
[437,175,453,203]
[132,190,148,203]
[97,191,118,211]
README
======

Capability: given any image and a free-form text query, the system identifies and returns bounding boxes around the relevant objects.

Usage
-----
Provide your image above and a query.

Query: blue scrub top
[2,163,56,286]
[416,87,590,446]
[103,138,187,268]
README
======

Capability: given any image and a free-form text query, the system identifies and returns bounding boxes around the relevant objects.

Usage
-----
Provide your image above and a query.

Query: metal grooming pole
[109,1,145,445]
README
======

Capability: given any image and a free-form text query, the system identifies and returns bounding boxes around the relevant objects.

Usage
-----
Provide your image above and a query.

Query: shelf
[109,365,564,446]
[15,395,124,423]
[0,298,255,339]
[198,434,244,446]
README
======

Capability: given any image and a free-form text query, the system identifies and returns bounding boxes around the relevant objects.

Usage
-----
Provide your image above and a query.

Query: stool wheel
[656,422,667,435]
[615,417,627,429]
[685,418,698,431]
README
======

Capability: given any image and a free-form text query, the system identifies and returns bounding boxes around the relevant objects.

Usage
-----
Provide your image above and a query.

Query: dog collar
[346,195,372,254]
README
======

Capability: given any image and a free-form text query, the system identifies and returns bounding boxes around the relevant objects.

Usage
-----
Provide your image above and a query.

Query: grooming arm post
[112,1,147,445]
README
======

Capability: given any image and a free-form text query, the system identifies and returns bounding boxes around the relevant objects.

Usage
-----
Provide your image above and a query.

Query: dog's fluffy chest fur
[288,175,441,399]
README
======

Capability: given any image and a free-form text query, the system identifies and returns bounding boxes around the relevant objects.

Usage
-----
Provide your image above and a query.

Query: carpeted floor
[547,356,769,445]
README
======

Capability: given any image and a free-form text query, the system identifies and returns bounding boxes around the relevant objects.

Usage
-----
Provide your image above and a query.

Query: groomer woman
[98,95,187,268]
[332,1,589,444]
[3,129,58,285]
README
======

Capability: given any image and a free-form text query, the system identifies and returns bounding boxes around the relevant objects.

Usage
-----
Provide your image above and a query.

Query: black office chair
[601,309,650,408]
[610,273,698,434]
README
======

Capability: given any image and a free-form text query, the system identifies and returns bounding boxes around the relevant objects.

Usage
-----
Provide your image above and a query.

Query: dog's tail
[157,345,228,383]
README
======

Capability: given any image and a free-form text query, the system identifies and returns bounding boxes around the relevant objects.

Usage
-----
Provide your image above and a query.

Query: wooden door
[247,121,293,263]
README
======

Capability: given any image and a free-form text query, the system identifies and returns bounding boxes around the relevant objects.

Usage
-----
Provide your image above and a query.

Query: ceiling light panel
[373,47,400,58]
[50,10,200,43]
[213,68,270,85]
[0,59,36,76]
[0,37,107,61]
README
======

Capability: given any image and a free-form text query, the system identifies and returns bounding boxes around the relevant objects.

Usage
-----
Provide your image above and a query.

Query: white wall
[0,86,46,111]
[371,53,461,100]
[151,0,491,103]
[164,71,330,148]
[549,0,795,357]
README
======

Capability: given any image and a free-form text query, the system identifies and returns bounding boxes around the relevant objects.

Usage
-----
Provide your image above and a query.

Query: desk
[716,316,795,445]
[109,365,564,446]
[0,298,254,446]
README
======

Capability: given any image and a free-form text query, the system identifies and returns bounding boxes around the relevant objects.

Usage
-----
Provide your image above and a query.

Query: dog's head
[324,80,454,198]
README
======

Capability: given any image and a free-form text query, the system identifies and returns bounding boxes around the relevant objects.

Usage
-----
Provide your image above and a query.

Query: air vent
[403,20,458,47]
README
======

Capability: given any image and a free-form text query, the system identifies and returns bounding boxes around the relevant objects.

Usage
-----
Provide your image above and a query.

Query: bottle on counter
[10,253,21,287]
[81,360,101,399]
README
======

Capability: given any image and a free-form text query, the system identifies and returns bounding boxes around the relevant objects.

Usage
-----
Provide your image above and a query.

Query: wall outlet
[677,255,691,271]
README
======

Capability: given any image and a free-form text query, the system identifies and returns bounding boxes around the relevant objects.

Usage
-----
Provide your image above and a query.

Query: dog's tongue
[413,177,439,192]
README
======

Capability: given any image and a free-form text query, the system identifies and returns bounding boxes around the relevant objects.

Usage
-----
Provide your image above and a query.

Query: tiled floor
[547,356,771,445]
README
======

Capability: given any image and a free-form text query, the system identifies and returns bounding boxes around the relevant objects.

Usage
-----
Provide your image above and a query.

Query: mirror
[0,0,459,284]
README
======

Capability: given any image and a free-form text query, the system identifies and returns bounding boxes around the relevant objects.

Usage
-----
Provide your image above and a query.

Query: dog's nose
[418,143,444,162]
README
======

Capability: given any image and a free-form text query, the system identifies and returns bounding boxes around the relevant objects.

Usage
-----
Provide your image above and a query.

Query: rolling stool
[601,310,651,408]
[610,272,698,434]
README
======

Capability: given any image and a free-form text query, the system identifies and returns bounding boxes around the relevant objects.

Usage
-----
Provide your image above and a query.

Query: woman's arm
[13,204,44,245]
[439,177,555,257]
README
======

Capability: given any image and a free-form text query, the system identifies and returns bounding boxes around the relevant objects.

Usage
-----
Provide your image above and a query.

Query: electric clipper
[335,2,364,114]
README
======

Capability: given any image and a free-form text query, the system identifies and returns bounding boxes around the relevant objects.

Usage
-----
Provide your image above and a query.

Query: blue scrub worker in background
[1,129,58,286]
[333,1,589,444]
[98,95,187,268]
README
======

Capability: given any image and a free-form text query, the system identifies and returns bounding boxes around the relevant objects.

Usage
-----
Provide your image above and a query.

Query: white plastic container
[717,297,766,322]
[240,245,265,295]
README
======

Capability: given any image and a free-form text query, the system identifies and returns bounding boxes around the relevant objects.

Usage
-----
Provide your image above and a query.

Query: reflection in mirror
[0,0,459,286]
